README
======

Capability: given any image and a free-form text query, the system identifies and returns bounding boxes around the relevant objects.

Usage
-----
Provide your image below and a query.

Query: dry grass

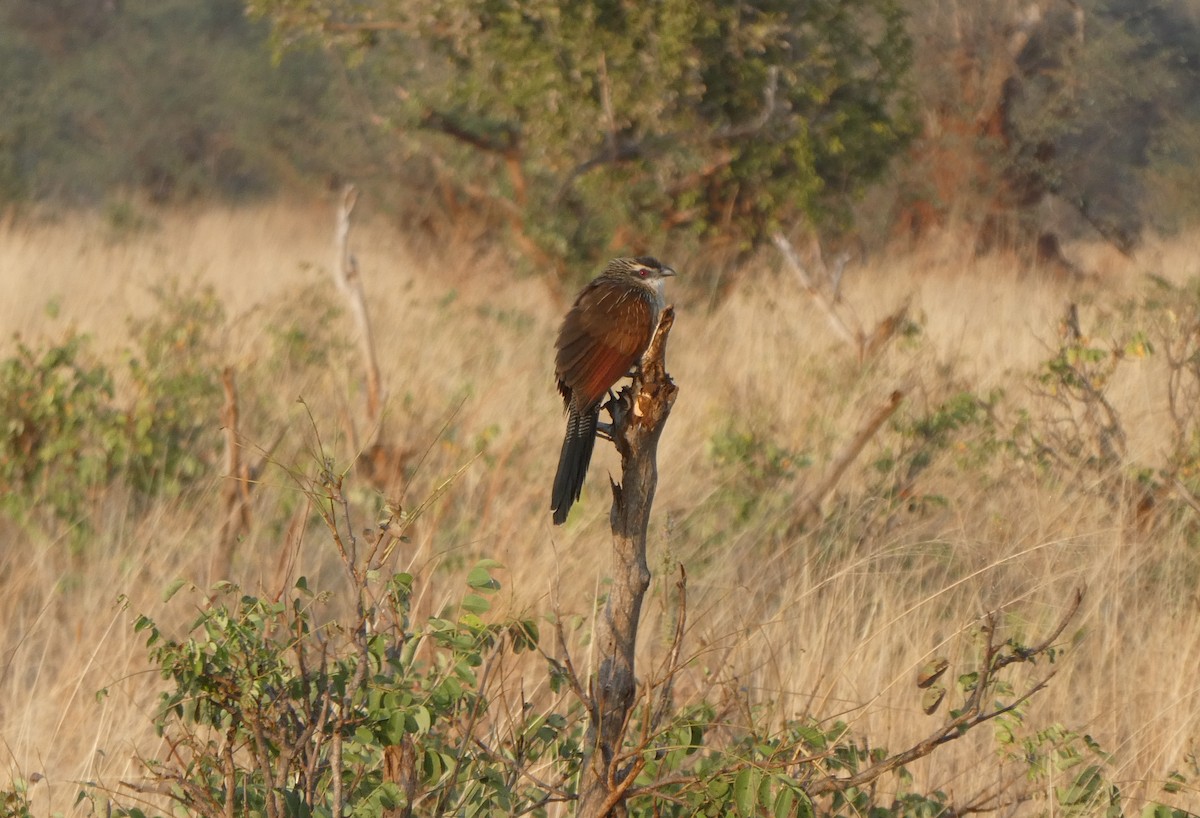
[2,199,1200,815]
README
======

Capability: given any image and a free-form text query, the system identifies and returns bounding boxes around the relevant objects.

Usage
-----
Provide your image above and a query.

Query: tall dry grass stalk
[1,200,1199,814]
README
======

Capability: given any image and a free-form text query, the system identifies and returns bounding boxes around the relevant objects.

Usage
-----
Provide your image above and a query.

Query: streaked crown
[604,256,677,281]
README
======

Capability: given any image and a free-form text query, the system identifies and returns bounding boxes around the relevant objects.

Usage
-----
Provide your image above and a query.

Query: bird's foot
[603,389,631,438]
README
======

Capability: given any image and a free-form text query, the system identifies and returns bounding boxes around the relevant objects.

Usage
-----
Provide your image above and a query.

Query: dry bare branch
[772,232,860,351]
[578,307,678,818]
[798,388,907,528]
[650,564,688,731]
[332,184,385,444]
[213,366,252,582]
[806,588,1083,797]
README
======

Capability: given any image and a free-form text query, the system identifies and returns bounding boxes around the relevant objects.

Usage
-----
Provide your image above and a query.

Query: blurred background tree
[892,0,1200,265]
[246,0,917,273]
[0,0,371,204]
[2,0,1199,273]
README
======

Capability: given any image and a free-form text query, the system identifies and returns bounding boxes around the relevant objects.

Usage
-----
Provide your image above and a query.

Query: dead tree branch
[332,184,385,446]
[798,388,907,528]
[650,565,688,731]
[772,233,910,365]
[213,366,252,582]
[772,232,859,350]
[578,307,678,818]
[805,588,1084,797]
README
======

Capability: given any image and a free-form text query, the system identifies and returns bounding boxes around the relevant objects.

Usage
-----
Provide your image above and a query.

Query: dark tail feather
[551,407,599,525]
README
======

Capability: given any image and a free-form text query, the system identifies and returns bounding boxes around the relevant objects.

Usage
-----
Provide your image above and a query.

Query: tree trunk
[577,308,677,818]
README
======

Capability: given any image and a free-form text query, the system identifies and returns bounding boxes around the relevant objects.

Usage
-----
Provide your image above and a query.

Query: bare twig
[548,615,590,715]
[651,565,688,731]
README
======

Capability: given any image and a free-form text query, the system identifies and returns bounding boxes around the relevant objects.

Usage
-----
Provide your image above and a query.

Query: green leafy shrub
[0,285,231,533]
[102,449,570,818]
[876,389,1004,510]
[121,570,559,818]
[0,332,119,525]
[708,421,809,521]
[122,284,225,499]
[0,777,37,818]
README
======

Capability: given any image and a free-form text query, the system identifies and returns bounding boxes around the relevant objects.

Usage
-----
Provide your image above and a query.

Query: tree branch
[331,184,385,444]
[806,588,1084,797]
[578,307,678,818]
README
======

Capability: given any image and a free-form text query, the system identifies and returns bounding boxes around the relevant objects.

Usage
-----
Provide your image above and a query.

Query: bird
[551,256,676,525]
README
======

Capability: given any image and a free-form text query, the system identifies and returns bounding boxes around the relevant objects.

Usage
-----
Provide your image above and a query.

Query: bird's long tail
[551,406,599,525]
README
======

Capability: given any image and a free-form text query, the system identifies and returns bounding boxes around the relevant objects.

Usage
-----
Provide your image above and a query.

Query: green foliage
[104,486,575,818]
[249,0,917,268]
[0,777,37,818]
[708,421,809,521]
[875,389,1002,511]
[996,721,1122,816]
[114,570,1112,818]
[0,0,365,204]
[1019,311,1141,476]
[0,332,119,525]
[0,285,229,532]
[122,284,225,498]
[125,574,557,818]
[265,279,347,372]
[93,436,1180,818]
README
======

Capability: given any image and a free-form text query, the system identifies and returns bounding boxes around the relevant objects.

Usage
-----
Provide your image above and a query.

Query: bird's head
[607,256,677,281]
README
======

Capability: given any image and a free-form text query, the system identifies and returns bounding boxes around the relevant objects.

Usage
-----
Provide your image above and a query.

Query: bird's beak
[661,266,677,277]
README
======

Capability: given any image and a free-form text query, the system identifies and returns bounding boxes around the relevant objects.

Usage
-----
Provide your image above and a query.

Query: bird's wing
[555,278,656,409]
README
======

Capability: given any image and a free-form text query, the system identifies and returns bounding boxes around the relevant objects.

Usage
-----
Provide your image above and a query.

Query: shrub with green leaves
[0,332,119,525]
[111,562,565,816]
[122,284,225,499]
[0,285,229,533]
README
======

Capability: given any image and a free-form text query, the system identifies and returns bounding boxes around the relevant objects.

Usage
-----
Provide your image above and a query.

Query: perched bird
[551,256,676,525]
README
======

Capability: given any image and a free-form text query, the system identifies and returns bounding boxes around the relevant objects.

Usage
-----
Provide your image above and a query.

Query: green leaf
[461,593,491,614]
[795,787,816,818]
[162,578,187,603]
[773,783,795,818]
[734,767,760,817]
[385,708,408,745]
[792,723,827,749]
[706,776,731,800]
[411,705,432,735]
[467,565,501,592]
